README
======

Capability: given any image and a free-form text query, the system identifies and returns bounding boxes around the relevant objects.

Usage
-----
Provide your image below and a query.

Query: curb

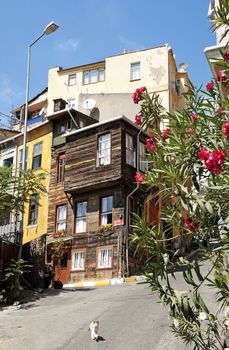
[63,275,146,289]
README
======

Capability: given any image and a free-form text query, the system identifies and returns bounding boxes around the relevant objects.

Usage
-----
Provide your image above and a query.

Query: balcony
[0,221,22,243]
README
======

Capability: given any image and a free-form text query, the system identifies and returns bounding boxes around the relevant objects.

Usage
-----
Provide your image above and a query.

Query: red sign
[113,220,124,227]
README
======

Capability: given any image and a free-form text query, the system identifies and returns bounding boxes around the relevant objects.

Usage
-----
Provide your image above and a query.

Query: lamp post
[19,22,59,257]
[21,21,59,172]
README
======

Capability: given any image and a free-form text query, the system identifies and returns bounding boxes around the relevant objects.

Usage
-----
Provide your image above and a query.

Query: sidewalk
[63,275,146,289]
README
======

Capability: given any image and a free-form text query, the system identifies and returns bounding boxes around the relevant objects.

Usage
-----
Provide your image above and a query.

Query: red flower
[217,70,228,86]
[199,148,226,175]
[206,81,214,91]
[161,128,170,141]
[223,121,229,141]
[191,114,198,122]
[134,171,143,183]
[146,129,157,152]
[198,147,209,161]
[223,52,229,61]
[131,86,147,104]
[134,114,142,126]
[184,217,198,232]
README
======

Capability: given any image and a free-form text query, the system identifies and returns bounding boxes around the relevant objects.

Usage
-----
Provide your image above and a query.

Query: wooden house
[47,114,149,284]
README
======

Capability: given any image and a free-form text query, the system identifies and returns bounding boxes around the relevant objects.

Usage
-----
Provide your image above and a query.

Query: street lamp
[21,21,59,172]
[19,22,59,257]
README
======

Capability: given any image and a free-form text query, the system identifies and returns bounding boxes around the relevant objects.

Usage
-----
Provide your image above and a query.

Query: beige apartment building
[205,0,229,76]
[47,45,189,122]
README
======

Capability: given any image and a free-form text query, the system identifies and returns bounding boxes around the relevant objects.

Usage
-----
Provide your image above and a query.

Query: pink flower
[198,147,209,161]
[206,81,214,91]
[217,105,223,114]
[223,52,229,61]
[134,171,143,183]
[134,114,142,126]
[199,148,226,175]
[131,86,147,104]
[217,71,228,86]
[223,121,229,141]
[184,217,199,232]
[161,128,170,141]
[191,114,198,122]
[187,127,195,134]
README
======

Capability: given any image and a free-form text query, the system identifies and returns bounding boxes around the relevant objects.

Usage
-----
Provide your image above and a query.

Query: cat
[89,320,99,341]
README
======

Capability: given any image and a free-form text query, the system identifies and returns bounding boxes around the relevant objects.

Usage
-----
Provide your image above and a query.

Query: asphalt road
[0,281,191,350]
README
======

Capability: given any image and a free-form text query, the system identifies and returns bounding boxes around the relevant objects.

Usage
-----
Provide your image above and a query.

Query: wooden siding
[47,145,74,237]
[64,126,122,193]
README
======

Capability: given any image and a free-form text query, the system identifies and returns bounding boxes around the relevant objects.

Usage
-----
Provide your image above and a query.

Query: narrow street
[0,282,188,350]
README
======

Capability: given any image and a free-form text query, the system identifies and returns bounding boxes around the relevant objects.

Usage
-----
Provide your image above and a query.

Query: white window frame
[83,67,105,85]
[101,196,113,225]
[19,147,28,171]
[97,246,113,269]
[56,205,67,232]
[57,119,72,135]
[97,133,111,166]
[139,142,148,172]
[75,201,87,233]
[130,62,140,81]
[68,74,76,86]
[32,142,43,170]
[72,250,86,271]
[126,133,135,167]
[28,194,39,226]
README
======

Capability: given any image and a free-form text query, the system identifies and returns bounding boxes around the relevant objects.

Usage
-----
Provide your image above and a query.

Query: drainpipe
[125,128,142,276]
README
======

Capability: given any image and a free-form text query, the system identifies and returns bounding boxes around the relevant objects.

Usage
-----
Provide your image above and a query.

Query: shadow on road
[18,286,95,306]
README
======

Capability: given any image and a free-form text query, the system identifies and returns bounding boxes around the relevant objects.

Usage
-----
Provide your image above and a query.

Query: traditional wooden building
[47,114,149,284]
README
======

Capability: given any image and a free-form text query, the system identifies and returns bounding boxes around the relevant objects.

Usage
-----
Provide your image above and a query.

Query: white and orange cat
[89,320,99,341]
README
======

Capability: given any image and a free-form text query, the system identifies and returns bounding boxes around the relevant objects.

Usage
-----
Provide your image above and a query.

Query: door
[54,251,69,284]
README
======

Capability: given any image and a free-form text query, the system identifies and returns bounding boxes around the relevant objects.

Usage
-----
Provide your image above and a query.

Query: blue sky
[0,0,215,128]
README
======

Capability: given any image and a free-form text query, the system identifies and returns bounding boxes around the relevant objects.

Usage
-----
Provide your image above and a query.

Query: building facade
[46,116,148,283]
[47,46,189,124]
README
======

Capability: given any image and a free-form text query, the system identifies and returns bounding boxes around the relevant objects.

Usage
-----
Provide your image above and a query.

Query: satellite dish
[83,99,96,110]
[179,63,188,72]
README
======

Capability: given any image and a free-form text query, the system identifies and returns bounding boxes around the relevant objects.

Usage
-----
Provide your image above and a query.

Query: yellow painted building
[16,122,52,244]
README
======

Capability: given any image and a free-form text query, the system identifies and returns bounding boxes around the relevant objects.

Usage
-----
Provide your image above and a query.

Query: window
[56,205,67,232]
[68,74,76,86]
[139,142,148,172]
[32,142,43,169]
[126,133,135,167]
[101,196,113,225]
[97,133,111,166]
[83,67,105,85]
[19,147,28,171]
[130,62,140,80]
[3,157,13,168]
[72,250,85,271]
[76,201,87,233]
[175,79,181,96]
[97,247,112,268]
[57,153,65,183]
[67,99,75,109]
[28,194,39,225]
[57,119,72,135]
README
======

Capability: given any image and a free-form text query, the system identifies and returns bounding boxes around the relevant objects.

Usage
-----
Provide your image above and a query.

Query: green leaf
[205,201,214,214]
